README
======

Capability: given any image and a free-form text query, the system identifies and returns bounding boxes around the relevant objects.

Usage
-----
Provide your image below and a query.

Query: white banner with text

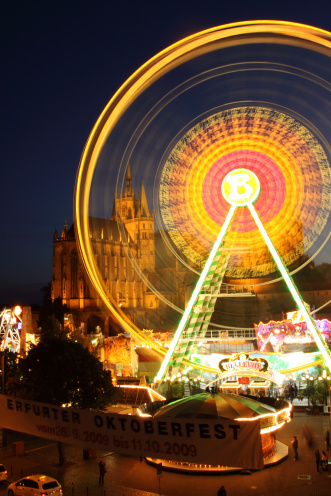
[0,395,263,469]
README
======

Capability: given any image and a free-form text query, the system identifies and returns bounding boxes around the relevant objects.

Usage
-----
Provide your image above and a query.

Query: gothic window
[62,277,67,299]
[104,254,108,279]
[128,207,132,219]
[61,250,66,278]
[71,251,78,298]
[114,257,118,278]
[83,275,90,298]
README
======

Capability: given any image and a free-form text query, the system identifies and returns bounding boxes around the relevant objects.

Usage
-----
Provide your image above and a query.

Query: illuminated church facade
[51,167,191,335]
[51,167,331,338]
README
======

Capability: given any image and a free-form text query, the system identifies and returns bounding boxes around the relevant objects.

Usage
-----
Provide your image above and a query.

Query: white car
[7,475,63,496]
[0,464,7,481]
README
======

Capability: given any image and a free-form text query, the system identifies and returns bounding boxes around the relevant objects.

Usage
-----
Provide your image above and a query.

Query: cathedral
[51,167,192,336]
[52,166,331,338]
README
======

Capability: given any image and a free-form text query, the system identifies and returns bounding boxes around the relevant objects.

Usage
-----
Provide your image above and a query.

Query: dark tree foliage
[16,339,116,411]
[38,283,67,327]
[39,315,67,342]
[0,350,21,395]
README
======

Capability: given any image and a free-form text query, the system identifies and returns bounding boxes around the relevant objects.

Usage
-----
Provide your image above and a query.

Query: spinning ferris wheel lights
[75,21,331,377]
[156,168,331,380]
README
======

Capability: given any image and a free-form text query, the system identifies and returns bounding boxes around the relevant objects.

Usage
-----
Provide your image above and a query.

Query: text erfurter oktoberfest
[7,398,241,440]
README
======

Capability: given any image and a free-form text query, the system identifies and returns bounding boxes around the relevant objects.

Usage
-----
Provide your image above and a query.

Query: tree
[18,339,115,410]
[39,311,92,350]
[39,315,67,342]
[1,349,20,395]
[11,339,116,465]
[67,327,91,349]
[38,283,67,328]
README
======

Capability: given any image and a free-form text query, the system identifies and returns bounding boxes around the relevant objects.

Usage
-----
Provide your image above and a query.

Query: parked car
[7,475,63,496]
[0,464,7,481]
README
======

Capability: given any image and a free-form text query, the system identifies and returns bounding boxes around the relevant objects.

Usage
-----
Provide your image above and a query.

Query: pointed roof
[140,181,150,217]
[126,163,132,182]
[61,215,68,238]
[124,163,133,197]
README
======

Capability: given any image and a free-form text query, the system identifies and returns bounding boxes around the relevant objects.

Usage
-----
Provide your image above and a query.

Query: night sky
[2,0,331,306]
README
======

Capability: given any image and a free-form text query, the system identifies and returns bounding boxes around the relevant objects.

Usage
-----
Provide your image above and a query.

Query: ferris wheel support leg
[169,251,230,376]
[155,204,237,382]
[248,203,331,373]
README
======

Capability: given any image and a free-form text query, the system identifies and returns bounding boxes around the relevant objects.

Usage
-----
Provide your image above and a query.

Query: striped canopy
[154,392,276,420]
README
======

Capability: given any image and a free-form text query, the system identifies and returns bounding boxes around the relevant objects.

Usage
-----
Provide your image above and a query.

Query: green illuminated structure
[156,169,331,382]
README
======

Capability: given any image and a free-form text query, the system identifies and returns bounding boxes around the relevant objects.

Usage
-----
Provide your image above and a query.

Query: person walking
[303,424,314,450]
[291,436,298,460]
[321,450,328,471]
[325,428,330,451]
[314,448,321,472]
[98,460,106,486]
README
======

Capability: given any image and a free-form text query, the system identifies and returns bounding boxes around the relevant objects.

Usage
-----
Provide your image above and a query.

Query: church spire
[124,163,133,197]
[61,215,68,238]
[140,181,150,217]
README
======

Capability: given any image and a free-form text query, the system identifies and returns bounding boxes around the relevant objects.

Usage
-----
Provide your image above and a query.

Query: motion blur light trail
[157,168,331,379]
[75,21,331,376]
[158,106,331,277]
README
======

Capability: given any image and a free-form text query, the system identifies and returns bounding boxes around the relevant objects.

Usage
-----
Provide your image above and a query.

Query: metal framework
[0,308,21,353]
[156,169,331,381]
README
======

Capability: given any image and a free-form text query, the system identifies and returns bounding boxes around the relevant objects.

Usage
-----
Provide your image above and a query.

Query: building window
[71,254,78,298]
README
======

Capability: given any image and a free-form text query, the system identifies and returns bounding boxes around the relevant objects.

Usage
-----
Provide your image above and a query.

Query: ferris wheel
[75,21,331,377]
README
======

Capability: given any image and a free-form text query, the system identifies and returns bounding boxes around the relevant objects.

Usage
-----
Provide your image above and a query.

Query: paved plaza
[0,411,331,496]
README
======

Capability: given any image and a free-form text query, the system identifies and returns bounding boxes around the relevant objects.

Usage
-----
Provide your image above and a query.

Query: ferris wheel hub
[221,168,260,206]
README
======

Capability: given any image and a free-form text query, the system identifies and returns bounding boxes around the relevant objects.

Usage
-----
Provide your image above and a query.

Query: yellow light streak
[75,21,331,376]
[236,405,292,435]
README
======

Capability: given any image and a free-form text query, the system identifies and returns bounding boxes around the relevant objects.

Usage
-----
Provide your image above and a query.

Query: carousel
[146,390,291,473]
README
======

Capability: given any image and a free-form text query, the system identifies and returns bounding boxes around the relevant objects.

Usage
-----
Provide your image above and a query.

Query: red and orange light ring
[75,22,331,373]
[159,107,330,277]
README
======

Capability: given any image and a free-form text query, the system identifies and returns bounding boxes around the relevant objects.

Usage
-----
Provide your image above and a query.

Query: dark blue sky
[2,0,331,306]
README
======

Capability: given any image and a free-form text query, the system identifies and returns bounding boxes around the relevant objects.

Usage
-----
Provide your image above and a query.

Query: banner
[0,395,263,469]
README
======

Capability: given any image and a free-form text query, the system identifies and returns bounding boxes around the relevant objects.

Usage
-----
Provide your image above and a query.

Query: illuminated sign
[221,168,260,206]
[219,353,269,374]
